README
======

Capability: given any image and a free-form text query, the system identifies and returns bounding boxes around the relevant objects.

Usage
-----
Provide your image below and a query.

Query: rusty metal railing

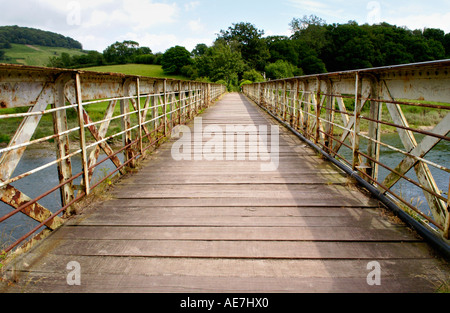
[243,60,450,246]
[0,64,226,255]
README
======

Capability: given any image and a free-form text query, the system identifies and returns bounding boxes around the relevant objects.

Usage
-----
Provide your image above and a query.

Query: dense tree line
[4,19,450,91]
[47,40,155,68]
[0,25,82,49]
[168,17,450,90]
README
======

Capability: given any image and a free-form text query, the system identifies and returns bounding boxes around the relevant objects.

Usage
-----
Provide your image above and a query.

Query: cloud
[120,32,179,53]
[387,12,450,33]
[36,0,115,12]
[286,0,345,20]
[188,19,205,32]
[185,1,200,11]
[78,0,179,30]
[288,0,328,11]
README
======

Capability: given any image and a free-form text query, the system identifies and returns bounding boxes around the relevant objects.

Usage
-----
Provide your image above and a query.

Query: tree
[322,22,375,71]
[103,40,140,64]
[423,28,445,44]
[242,69,265,82]
[290,15,326,32]
[265,60,302,80]
[161,46,192,75]
[208,42,246,88]
[444,33,450,57]
[300,55,327,74]
[0,25,82,49]
[218,22,270,71]
[192,41,245,90]
[266,36,299,66]
[192,43,208,57]
[135,54,155,64]
[290,15,328,53]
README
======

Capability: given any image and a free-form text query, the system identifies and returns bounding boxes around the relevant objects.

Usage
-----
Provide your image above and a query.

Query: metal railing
[243,60,450,244]
[0,64,226,254]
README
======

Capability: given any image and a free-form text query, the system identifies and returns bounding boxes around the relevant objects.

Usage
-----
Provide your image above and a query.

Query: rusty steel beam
[0,64,226,254]
[243,59,450,239]
[0,185,63,230]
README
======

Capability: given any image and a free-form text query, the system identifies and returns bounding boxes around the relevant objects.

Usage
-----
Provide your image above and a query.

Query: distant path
[25,44,41,51]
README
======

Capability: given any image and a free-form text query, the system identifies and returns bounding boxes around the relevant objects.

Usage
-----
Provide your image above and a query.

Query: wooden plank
[49,239,433,259]
[80,197,379,208]
[1,92,447,294]
[6,255,442,280]
[85,205,379,217]
[53,226,418,241]
[1,271,439,293]
[72,215,390,228]
[118,173,349,184]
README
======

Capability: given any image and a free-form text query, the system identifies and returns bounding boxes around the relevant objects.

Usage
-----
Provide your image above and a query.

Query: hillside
[0,25,82,49]
[80,64,188,80]
[1,43,86,67]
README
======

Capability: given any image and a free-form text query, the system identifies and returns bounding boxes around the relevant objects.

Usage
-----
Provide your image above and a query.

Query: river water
[1,133,449,249]
[0,148,124,249]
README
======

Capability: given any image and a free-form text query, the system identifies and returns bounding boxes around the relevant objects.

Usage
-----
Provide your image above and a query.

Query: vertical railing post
[207,83,211,108]
[53,74,75,215]
[282,81,287,122]
[315,78,321,144]
[188,82,192,120]
[178,81,183,125]
[445,181,450,239]
[163,79,167,136]
[294,79,300,129]
[136,78,143,156]
[366,76,382,181]
[324,79,334,151]
[75,73,90,195]
[352,73,362,171]
[121,79,134,167]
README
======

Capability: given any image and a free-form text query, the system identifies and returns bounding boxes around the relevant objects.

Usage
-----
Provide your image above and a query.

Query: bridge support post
[75,73,90,196]
[52,74,75,216]
[163,79,168,136]
[366,75,382,182]
[121,78,136,168]
[136,78,143,156]
[352,73,362,171]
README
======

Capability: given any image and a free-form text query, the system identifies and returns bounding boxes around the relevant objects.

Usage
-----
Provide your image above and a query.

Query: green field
[79,64,188,80]
[1,43,86,67]
[0,63,188,145]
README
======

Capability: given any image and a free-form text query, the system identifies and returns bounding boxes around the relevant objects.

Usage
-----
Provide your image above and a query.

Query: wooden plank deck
[1,93,449,293]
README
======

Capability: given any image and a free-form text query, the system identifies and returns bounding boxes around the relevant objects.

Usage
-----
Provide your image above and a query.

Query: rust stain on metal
[1,185,64,230]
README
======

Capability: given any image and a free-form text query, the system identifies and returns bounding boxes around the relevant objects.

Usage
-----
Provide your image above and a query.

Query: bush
[161,46,192,75]
[242,69,265,82]
[265,60,300,80]
[215,79,227,85]
[181,65,198,79]
[239,80,253,87]
[134,54,155,64]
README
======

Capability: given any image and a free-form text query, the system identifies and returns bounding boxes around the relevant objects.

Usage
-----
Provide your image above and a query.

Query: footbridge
[0,61,449,293]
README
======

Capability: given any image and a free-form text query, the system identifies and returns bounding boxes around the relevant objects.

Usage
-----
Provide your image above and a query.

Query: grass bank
[1,43,86,67]
[79,64,187,80]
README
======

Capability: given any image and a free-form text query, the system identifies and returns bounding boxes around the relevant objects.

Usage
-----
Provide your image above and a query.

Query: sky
[1,0,450,53]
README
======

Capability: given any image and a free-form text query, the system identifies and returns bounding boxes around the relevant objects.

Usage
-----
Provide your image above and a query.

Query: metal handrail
[0,64,226,253]
[243,60,450,242]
